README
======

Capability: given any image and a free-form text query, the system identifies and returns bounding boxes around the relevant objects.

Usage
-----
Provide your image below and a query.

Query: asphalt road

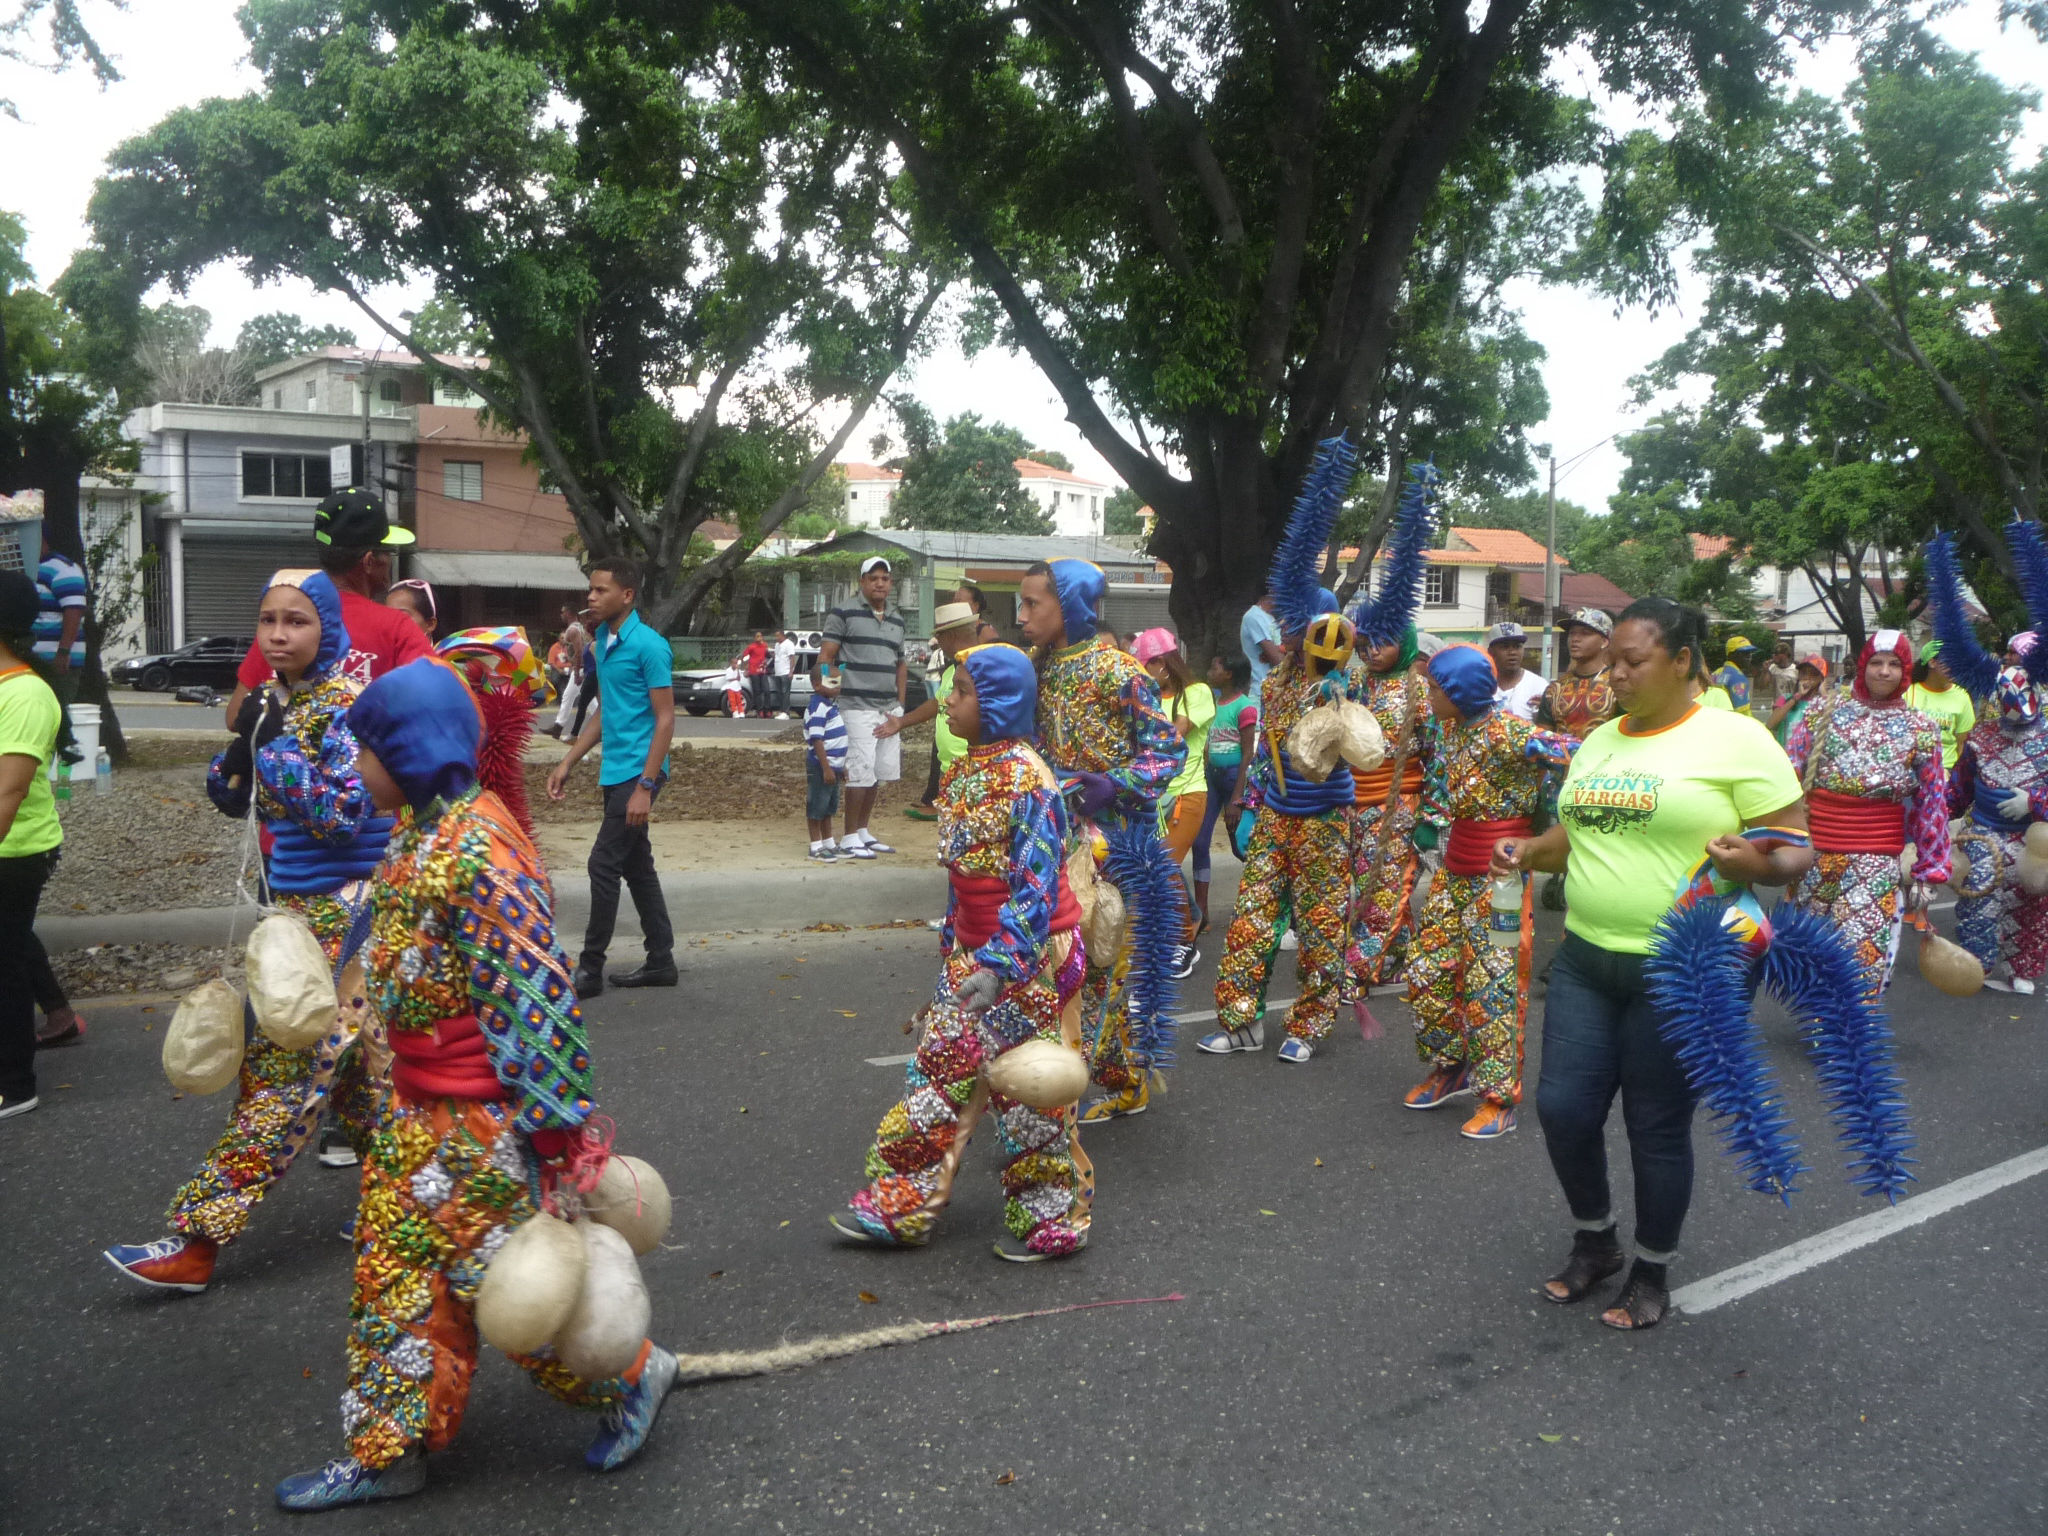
[9,913,2048,1534]
[101,689,794,741]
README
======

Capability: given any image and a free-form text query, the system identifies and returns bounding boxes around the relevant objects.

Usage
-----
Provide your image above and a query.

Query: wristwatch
[637,775,659,791]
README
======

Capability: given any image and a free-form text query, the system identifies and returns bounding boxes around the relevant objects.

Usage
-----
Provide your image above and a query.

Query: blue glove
[1066,770,1119,821]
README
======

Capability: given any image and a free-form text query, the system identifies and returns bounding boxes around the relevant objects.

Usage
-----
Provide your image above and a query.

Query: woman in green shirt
[1495,598,1812,1331]
[0,570,74,1122]
[1135,629,1214,978]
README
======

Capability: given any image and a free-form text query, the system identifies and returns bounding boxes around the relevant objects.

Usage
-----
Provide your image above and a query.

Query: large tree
[726,0,1865,652]
[61,0,946,631]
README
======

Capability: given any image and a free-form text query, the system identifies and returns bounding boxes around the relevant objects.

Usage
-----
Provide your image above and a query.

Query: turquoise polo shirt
[592,609,674,787]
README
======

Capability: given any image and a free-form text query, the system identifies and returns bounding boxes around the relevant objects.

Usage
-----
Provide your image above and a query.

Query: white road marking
[865,996,1301,1066]
[1672,1143,2048,1315]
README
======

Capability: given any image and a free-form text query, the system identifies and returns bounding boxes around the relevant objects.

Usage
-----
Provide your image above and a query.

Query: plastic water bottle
[1486,872,1525,949]
[49,759,69,800]
[95,747,112,794]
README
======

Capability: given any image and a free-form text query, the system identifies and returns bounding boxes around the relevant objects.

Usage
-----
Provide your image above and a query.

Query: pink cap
[1132,627,1180,664]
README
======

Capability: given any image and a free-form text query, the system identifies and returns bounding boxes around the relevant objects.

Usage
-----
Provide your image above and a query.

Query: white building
[835,457,1119,537]
[1693,534,1905,665]
[838,462,902,528]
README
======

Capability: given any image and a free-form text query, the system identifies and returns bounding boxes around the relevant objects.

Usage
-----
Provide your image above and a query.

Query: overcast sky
[4,1,2042,515]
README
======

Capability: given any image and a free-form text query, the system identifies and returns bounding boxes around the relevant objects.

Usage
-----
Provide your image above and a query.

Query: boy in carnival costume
[106,570,394,1293]
[1015,558,1185,1123]
[274,660,678,1510]
[1403,644,1577,1139]
[830,644,1094,1261]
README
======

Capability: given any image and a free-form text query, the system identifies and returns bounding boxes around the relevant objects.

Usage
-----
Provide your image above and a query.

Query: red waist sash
[950,870,1081,951]
[1805,785,1906,856]
[389,1014,505,1103]
[1353,758,1426,806]
[1445,817,1532,877]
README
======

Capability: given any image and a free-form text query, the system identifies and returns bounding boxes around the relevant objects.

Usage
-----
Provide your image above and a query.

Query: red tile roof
[1558,571,1635,612]
[1691,533,1734,559]
[840,462,902,483]
[1013,458,1112,487]
[1448,526,1564,566]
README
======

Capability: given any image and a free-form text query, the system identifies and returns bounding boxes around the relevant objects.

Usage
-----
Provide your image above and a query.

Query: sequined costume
[1785,632,1950,1002]
[165,571,393,1244]
[325,661,654,1474]
[1407,647,1576,1107]
[1214,651,1362,1045]
[845,646,1092,1257]
[1346,657,1433,989]
[1035,566,1183,1096]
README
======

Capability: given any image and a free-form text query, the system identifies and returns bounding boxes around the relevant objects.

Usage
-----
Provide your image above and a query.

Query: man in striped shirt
[820,556,907,856]
[33,546,88,704]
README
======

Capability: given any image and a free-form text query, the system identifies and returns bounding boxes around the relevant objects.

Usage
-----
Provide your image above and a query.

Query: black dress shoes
[608,960,680,988]
[573,964,605,999]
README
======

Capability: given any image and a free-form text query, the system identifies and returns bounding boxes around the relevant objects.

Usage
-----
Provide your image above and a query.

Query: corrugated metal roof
[804,529,1155,570]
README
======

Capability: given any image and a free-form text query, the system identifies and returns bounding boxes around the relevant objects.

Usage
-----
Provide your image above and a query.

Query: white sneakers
[1197,1023,1265,1054]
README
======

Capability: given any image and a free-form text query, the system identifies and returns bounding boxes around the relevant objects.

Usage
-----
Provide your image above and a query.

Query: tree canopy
[886,411,1056,534]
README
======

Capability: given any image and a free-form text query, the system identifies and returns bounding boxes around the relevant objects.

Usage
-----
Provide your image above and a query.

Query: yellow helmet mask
[1301,611,1356,679]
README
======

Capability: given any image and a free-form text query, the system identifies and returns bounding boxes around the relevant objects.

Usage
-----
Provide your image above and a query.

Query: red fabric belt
[950,870,1080,952]
[1353,759,1425,806]
[1445,817,1532,877]
[389,1013,505,1103]
[1805,785,1906,856]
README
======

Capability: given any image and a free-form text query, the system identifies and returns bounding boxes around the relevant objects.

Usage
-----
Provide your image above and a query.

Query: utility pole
[360,350,373,491]
[1543,451,1558,676]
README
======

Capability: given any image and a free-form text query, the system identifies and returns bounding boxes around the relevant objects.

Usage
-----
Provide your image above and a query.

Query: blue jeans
[1535,932,1701,1255]
[1193,760,1237,882]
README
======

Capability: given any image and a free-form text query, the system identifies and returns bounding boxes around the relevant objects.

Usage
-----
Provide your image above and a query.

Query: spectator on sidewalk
[1488,621,1548,720]
[719,655,747,718]
[32,539,88,706]
[1241,585,1285,691]
[741,631,770,717]
[772,629,799,717]
[820,556,907,857]
[546,558,677,996]
[805,665,849,860]
[224,488,429,727]
[886,603,983,821]
[384,578,437,639]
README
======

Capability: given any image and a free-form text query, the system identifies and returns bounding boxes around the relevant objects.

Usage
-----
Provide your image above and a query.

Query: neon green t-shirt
[934,662,968,769]
[1700,685,1734,711]
[1164,682,1215,800]
[0,666,63,857]
[1904,681,1974,770]
[1556,704,1802,955]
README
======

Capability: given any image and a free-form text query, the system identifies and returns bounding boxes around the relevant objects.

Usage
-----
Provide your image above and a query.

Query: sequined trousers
[165,890,389,1243]
[1405,870,1531,1105]
[1952,822,2048,982]
[1346,790,1422,991]
[1790,851,1905,1003]
[342,1093,629,1468]
[1214,808,1356,1044]
[850,934,1092,1255]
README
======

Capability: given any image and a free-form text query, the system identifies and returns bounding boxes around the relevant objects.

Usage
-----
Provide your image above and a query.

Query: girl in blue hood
[105,569,395,1296]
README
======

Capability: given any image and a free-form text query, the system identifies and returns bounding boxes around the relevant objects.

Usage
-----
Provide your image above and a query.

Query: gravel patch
[51,941,241,1001]
[44,762,251,918]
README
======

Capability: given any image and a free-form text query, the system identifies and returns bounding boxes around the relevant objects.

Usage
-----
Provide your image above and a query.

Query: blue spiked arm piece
[1348,459,1441,649]
[1643,899,1805,1202]
[1760,904,1917,1204]
[1099,818,1184,1070]
[1924,532,2002,698]
[2003,516,2048,686]
[1271,435,1358,637]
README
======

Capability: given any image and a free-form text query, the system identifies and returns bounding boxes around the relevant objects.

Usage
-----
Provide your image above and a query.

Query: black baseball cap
[315,486,415,548]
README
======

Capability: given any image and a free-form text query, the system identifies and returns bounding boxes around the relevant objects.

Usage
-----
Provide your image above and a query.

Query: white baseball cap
[1486,621,1526,644]
[859,555,892,576]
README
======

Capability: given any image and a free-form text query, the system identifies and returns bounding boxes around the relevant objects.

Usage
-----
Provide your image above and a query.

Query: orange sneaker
[103,1235,219,1293]
[1402,1064,1472,1110]
[1459,1101,1518,1140]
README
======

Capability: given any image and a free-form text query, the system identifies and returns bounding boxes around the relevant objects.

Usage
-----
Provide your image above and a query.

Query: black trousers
[579,776,674,970]
[0,850,59,1102]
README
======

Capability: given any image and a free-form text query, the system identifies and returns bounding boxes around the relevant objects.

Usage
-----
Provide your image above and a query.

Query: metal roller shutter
[182,534,321,639]
[1100,584,1175,638]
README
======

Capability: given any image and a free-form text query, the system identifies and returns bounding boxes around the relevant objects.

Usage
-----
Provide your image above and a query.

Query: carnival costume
[1034,559,1185,1120]
[105,571,394,1292]
[1404,644,1575,1130]
[1784,629,1949,1002]
[1642,831,1914,1205]
[835,645,1094,1260]
[1928,527,2048,989]
[272,659,677,1512]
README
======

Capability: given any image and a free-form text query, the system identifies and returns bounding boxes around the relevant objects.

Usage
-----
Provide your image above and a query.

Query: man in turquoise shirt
[547,557,677,994]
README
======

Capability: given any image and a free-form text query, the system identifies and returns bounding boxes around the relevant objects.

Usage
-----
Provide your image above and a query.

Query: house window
[432,378,483,408]
[241,451,335,501]
[272,389,283,409]
[443,460,484,502]
[1423,565,1458,607]
[304,379,319,412]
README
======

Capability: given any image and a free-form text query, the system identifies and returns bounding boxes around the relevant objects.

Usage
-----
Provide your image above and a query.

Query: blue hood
[347,658,482,814]
[960,643,1037,743]
[1047,559,1106,644]
[265,569,351,683]
[1428,644,1499,719]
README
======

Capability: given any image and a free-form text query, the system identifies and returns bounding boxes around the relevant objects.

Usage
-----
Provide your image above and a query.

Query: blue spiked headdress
[1348,460,1442,649]
[1270,435,1357,638]
[2002,515,2048,687]
[1098,819,1183,1070]
[1923,531,2002,698]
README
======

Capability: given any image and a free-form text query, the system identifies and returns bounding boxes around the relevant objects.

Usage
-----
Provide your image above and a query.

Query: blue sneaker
[585,1344,679,1471]
[1276,1037,1314,1064]
[275,1452,425,1511]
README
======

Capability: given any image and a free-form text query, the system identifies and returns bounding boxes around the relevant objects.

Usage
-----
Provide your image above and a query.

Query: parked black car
[110,636,256,693]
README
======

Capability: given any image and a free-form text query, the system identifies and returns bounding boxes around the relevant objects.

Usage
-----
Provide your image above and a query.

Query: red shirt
[742,641,769,676]
[237,586,432,691]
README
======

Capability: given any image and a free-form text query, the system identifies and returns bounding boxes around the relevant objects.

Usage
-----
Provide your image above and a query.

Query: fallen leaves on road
[857,1291,878,1304]
[1258,1208,1277,1216]
[995,1471,1016,1486]
[837,1009,858,1017]
[708,1271,724,1279]
[1538,1434,1563,1444]
[805,922,851,933]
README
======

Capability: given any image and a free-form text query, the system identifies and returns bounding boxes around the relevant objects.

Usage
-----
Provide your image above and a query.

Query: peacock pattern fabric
[1947,717,2048,983]
[1035,634,1183,1089]
[847,738,1094,1256]
[1406,710,1576,1106]
[171,669,390,1245]
[1346,667,1435,990]
[1785,697,1949,1002]
[1214,656,1363,1044]
[339,784,628,1471]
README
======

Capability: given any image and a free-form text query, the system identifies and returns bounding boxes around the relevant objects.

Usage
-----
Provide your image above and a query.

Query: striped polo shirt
[821,601,905,708]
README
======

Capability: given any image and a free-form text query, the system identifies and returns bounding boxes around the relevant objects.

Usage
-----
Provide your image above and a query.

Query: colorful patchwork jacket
[1035,634,1183,828]
[936,738,1074,985]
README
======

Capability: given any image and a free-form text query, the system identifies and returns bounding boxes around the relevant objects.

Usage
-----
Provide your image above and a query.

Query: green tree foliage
[60,0,946,632]
[402,294,490,357]
[1103,486,1145,536]
[235,312,358,372]
[727,0,1865,652]
[887,412,1054,534]
[1,0,117,117]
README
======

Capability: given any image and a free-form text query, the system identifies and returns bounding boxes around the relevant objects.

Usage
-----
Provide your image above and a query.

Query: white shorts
[841,703,903,788]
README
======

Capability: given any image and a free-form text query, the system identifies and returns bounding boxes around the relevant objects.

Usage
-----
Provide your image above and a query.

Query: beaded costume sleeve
[1115,658,1184,810]
[937,741,1071,985]
[251,674,373,842]
[1904,713,1952,882]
